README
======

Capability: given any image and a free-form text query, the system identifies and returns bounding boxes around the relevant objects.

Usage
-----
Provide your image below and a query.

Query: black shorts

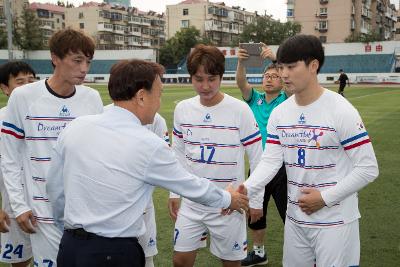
[248,164,287,230]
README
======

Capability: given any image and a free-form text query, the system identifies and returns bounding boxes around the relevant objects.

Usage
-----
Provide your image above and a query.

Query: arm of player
[239,105,264,212]
[243,111,284,210]
[46,138,65,233]
[1,93,31,218]
[143,143,248,212]
[169,107,189,200]
[320,110,378,208]
[236,48,253,100]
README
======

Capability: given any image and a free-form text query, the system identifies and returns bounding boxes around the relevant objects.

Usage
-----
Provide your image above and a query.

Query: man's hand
[168,198,181,222]
[260,43,276,62]
[224,184,249,215]
[237,48,249,63]
[16,210,37,234]
[0,210,10,233]
[249,208,263,224]
[298,188,325,215]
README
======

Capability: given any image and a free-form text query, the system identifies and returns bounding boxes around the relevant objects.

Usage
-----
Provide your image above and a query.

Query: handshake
[224,184,249,214]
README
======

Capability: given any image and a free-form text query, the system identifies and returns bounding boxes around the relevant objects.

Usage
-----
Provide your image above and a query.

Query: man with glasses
[236,43,289,266]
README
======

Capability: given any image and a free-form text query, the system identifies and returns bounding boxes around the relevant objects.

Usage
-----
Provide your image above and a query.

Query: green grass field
[0,84,399,266]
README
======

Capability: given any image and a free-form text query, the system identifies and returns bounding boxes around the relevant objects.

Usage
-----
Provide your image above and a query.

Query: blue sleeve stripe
[240,131,260,142]
[173,127,182,135]
[2,121,24,134]
[267,134,279,139]
[341,132,368,145]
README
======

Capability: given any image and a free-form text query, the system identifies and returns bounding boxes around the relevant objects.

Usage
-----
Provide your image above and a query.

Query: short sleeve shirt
[245,89,287,149]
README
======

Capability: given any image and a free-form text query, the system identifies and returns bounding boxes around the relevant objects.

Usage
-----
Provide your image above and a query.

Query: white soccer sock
[253,245,265,258]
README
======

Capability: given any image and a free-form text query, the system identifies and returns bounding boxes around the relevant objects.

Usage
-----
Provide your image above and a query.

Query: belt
[65,228,138,242]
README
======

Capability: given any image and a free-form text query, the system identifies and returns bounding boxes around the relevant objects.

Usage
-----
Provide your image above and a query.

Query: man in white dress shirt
[46,59,249,267]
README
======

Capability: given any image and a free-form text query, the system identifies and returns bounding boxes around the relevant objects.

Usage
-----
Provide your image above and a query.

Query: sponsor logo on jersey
[298,113,306,124]
[37,122,67,134]
[59,105,70,117]
[232,241,241,251]
[187,129,193,136]
[257,98,264,105]
[308,129,324,148]
[203,113,212,122]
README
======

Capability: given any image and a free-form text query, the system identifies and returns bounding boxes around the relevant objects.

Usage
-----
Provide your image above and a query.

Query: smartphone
[239,43,263,67]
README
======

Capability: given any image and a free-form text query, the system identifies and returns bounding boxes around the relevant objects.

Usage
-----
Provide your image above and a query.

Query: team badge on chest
[203,113,212,122]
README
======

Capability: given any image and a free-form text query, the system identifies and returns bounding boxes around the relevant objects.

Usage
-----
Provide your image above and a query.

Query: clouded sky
[30,0,288,21]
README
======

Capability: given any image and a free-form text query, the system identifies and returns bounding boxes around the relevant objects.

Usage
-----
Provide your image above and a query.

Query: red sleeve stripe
[344,139,370,150]
[243,136,262,146]
[267,139,281,145]
[1,129,25,139]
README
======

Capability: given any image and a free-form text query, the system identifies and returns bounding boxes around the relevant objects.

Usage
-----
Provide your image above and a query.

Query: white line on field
[349,90,398,100]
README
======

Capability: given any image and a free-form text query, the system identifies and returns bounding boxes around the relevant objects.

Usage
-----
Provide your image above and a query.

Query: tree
[13,8,44,50]
[232,16,301,46]
[0,27,7,49]
[345,31,384,43]
[159,26,211,68]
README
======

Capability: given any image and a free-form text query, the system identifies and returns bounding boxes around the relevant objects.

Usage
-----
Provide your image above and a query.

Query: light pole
[4,0,13,60]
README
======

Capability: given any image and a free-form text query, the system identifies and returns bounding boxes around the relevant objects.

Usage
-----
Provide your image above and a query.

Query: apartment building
[104,0,130,8]
[396,7,400,40]
[287,0,398,43]
[0,0,29,30]
[166,0,257,46]
[65,2,165,50]
[30,2,65,47]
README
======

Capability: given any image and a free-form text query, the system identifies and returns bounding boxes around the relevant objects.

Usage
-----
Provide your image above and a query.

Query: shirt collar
[107,104,142,126]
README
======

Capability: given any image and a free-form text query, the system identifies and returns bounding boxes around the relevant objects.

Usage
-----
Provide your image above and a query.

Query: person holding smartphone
[236,43,290,266]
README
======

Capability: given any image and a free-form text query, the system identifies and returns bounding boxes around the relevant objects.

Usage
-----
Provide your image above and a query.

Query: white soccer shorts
[173,202,247,261]
[283,219,360,267]
[30,222,62,267]
[0,218,32,264]
[138,201,158,257]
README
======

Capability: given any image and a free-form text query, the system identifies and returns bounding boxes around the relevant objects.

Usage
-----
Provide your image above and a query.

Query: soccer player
[337,69,350,97]
[0,61,36,267]
[141,113,169,267]
[236,44,288,266]
[1,28,103,267]
[169,44,263,267]
[243,34,379,267]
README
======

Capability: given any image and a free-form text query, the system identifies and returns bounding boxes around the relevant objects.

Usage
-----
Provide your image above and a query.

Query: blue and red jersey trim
[341,132,370,150]
[1,121,25,139]
[240,131,261,146]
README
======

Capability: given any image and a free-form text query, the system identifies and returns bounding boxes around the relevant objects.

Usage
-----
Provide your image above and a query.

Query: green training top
[245,89,288,149]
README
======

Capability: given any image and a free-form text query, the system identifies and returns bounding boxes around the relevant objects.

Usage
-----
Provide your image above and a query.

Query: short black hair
[0,61,36,86]
[276,34,325,73]
[108,59,164,101]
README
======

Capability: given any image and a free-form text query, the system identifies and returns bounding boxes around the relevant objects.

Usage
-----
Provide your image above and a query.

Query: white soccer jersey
[172,94,262,211]
[1,79,103,223]
[146,113,170,145]
[245,89,378,227]
[0,106,13,217]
